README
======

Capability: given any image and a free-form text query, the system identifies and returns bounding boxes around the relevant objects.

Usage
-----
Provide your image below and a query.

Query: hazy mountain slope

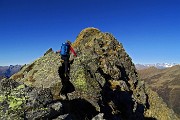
[0,65,21,79]
[138,65,180,118]
[0,76,4,80]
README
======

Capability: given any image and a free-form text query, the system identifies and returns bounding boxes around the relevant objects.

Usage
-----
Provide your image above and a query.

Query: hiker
[56,40,77,76]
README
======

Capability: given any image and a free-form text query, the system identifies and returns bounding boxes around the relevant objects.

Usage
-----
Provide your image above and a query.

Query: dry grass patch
[12,73,24,80]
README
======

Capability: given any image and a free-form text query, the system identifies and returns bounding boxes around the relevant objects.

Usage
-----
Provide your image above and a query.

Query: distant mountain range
[0,65,21,79]
[135,63,179,70]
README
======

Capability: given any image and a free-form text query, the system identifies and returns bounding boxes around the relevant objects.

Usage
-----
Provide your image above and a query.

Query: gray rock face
[0,28,178,120]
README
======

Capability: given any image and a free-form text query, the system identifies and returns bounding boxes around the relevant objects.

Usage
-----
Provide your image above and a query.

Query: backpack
[60,43,69,56]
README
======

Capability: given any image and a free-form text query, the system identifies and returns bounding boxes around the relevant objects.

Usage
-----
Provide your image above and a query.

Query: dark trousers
[61,55,70,75]
[60,55,75,95]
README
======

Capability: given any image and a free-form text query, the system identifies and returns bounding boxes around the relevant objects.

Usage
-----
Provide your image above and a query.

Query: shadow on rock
[97,67,156,120]
[58,65,75,97]
[44,98,99,120]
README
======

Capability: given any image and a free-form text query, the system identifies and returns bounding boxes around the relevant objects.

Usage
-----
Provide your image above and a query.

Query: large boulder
[10,48,62,99]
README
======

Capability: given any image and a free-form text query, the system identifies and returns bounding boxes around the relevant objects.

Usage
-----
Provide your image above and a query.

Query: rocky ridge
[0,28,178,120]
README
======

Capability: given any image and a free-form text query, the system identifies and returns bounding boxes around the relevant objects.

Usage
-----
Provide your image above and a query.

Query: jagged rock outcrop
[10,48,62,99]
[0,27,178,120]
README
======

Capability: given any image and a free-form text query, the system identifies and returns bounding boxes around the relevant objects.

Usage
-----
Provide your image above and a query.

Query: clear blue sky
[0,0,180,65]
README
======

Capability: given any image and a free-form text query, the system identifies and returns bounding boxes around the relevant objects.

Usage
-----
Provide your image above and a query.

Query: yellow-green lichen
[74,68,87,91]
[16,84,25,90]
[8,96,25,109]
[0,95,5,102]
